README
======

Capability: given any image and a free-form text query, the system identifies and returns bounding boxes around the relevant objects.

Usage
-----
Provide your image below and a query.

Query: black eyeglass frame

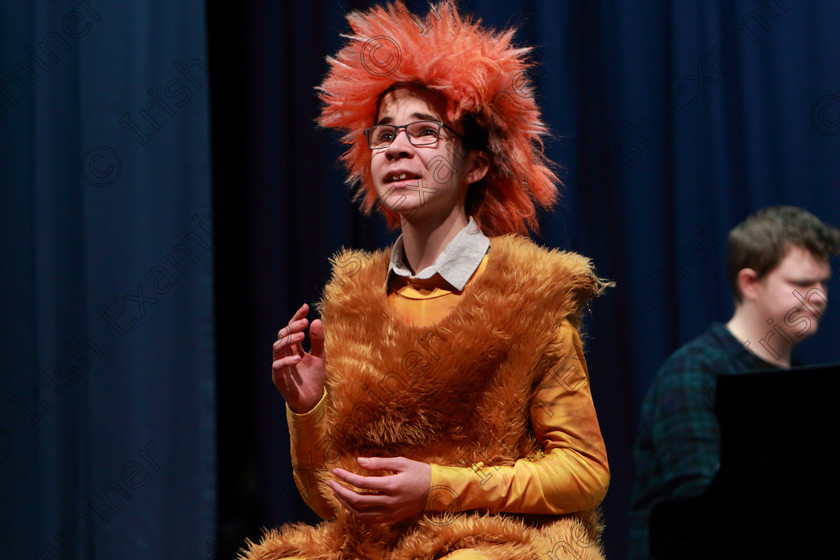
[363,120,462,150]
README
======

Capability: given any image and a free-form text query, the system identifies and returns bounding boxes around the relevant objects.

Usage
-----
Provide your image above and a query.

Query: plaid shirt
[627,322,780,560]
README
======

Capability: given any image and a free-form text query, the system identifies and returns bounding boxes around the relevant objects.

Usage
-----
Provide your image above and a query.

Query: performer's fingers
[333,493,386,523]
[277,317,308,342]
[332,488,363,517]
[277,303,310,343]
[272,355,302,373]
[289,302,310,323]
[273,331,304,357]
[308,319,325,359]
[328,480,388,508]
[357,456,406,472]
[331,468,389,492]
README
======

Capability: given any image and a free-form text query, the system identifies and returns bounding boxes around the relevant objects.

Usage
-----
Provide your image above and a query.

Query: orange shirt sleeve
[286,388,335,519]
[428,321,610,515]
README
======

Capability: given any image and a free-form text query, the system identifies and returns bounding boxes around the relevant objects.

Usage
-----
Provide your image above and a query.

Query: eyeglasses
[363,120,461,149]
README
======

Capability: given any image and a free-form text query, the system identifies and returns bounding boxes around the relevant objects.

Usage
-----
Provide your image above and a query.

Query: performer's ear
[465,150,489,186]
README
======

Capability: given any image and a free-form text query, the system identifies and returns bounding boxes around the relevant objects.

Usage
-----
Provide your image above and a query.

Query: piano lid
[650,362,840,560]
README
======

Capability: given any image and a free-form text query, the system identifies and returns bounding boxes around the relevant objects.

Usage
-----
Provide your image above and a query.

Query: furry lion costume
[239,2,610,559]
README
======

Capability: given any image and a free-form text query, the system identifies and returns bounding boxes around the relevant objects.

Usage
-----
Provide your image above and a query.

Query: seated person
[628,205,839,560]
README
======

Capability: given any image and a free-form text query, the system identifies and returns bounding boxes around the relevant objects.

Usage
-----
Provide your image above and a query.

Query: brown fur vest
[244,235,608,560]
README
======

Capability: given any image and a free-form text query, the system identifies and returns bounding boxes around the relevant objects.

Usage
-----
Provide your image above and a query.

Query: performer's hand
[328,456,433,524]
[272,303,326,413]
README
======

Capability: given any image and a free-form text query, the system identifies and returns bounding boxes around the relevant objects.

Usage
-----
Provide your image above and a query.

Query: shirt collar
[387,216,490,291]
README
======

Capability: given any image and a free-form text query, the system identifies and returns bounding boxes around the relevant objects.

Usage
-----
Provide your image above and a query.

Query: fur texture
[318,1,559,236]
[239,236,609,560]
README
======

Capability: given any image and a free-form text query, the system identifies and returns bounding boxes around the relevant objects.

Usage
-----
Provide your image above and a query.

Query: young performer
[241,3,610,559]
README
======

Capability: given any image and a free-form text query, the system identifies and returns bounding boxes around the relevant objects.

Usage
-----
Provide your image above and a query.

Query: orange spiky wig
[317,1,560,236]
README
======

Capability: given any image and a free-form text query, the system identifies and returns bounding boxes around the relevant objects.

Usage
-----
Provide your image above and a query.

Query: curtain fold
[0,1,215,558]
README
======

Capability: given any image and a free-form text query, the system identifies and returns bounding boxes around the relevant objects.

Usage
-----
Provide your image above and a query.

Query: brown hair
[727,205,840,302]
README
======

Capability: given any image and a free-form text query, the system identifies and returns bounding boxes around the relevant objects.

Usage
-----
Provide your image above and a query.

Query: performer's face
[750,245,831,338]
[369,87,486,224]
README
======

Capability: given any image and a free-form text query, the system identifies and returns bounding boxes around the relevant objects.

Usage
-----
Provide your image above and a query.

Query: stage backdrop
[0,1,216,559]
[214,1,840,560]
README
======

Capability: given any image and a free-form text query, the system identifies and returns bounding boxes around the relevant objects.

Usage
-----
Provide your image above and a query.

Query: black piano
[649,363,840,559]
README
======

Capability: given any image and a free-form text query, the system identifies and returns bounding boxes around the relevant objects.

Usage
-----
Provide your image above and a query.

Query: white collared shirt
[387,216,490,291]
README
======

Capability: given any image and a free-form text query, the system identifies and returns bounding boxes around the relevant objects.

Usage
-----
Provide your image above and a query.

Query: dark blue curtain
[0,2,215,559]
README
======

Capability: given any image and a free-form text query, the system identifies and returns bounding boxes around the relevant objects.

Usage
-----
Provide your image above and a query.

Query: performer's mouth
[384,170,422,187]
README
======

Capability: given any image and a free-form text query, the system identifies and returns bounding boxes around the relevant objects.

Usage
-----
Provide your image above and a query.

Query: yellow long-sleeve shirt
[287,253,610,519]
